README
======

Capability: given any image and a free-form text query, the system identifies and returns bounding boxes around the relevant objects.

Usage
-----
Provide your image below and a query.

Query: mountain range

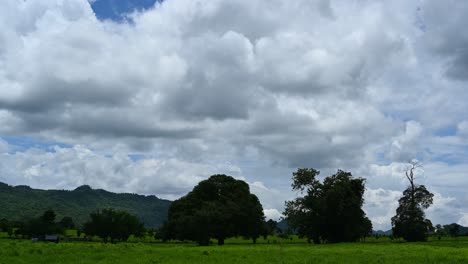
[0,182,171,228]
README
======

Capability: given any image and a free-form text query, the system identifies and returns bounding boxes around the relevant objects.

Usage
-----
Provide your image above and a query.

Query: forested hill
[0,182,171,228]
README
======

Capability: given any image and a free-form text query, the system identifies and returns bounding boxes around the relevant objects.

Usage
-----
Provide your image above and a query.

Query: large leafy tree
[163,174,265,245]
[83,208,145,243]
[284,169,372,244]
[391,162,434,241]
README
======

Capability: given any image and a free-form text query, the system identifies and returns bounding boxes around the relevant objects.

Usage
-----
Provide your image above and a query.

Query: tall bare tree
[392,161,434,241]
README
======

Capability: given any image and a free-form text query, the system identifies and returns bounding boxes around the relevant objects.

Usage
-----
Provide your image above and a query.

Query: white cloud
[389,121,423,162]
[458,213,468,227]
[0,143,243,200]
[364,188,401,230]
[0,0,468,229]
[263,209,283,221]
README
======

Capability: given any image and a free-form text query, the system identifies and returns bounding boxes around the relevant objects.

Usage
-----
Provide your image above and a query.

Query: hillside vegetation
[0,182,170,228]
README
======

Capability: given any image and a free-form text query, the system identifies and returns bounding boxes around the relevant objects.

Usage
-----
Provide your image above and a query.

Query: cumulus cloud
[459,213,468,227]
[263,209,283,221]
[0,142,242,200]
[0,0,405,164]
[426,192,459,226]
[1,0,468,229]
[364,188,401,231]
[389,121,423,162]
[420,1,468,80]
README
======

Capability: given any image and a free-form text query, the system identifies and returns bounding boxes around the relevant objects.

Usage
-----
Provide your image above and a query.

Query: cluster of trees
[160,171,374,245]
[83,209,145,243]
[283,162,441,243]
[1,210,74,238]
[284,169,372,244]
[434,223,468,238]
[0,209,145,243]
[292,162,464,243]
[0,162,449,245]
[0,218,14,237]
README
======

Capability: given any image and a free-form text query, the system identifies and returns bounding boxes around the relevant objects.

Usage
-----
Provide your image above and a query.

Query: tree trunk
[406,165,416,214]
[217,238,224,245]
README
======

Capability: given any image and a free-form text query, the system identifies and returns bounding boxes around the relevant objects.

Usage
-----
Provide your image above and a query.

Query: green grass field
[1,236,468,263]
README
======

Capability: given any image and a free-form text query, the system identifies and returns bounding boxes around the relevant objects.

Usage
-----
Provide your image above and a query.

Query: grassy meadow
[1,235,468,263]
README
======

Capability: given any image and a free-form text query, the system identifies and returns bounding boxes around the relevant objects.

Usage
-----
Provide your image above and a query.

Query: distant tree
[154,224,166,241]
[83,209,145,243]
[41,210,56,223]
[435,224,446,240]
[284,168,372,244]
[391,161,434,242]
[263,219,279,238]
[147,228,155,238]
[0,218,8,231]
[0,218,13,237]
[18,210,63,238]
[59,216,75,229]
[444,223,460,237]
[164,175,265,245]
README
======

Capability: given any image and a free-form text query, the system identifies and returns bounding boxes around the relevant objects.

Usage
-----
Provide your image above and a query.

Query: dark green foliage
[444,223,466,237]
[164,175,265,245]
[432,223,468,239]
[391,185,434,241]
[0,218,13,237]
[41,210,56,223]
[284,169,372,244]
[391,163,434,242]
[16,210,64,237]
[83,209,145,243]
[59,216,75,229]
[0,182,170,228]
[435,224,446,239]
[264,219,279,238]
[0,218,9,231]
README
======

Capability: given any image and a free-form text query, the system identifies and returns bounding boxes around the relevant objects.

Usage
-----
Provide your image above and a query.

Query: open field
[1,237,468,264]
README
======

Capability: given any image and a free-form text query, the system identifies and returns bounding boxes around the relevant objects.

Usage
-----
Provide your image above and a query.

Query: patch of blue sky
[428,148,468,166]
[128,153,145,161]
[1,135,71,153]
[90,0,161,22]
[433,125,458,137]
[432,155,460,165]
[374,152,388,166]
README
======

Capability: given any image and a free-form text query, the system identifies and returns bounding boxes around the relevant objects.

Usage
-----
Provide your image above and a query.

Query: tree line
[0,209,145,243]
[0,163,457,245]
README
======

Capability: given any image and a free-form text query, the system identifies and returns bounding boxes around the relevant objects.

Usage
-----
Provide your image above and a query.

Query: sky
[1,0,468,230]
